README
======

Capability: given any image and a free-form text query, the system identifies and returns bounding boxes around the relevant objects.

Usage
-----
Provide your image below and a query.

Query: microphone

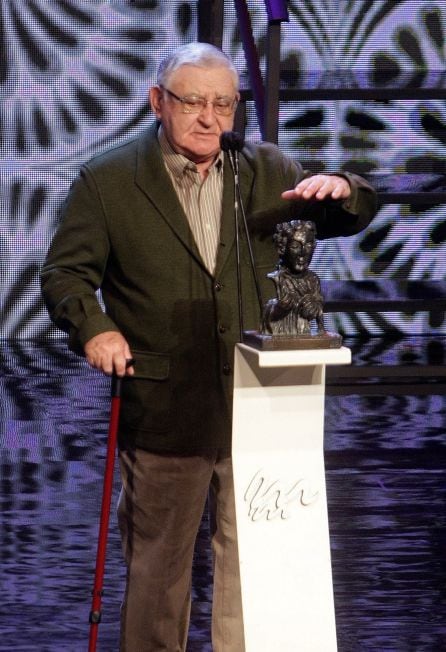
[220,131,263,341]
[220,130,245,154]
[220,131,245,152]
[220,131,244,179]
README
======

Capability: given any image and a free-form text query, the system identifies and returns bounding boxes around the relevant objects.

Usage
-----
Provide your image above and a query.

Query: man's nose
[197,102,217,123]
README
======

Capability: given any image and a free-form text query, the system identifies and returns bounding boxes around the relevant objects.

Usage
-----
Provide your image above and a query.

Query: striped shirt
[158,126,224,275]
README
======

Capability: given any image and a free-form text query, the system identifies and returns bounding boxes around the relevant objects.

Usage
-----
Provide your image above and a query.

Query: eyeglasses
[160,85,238,116]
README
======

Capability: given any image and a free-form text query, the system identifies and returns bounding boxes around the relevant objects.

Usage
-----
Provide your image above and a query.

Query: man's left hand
[281,175,351,202]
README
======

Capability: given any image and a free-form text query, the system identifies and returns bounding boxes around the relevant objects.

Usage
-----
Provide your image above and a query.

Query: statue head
[273,220,317,275]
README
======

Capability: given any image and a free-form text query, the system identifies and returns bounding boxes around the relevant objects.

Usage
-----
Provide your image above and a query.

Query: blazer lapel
[134,124,204,268]
[134,126,255,279]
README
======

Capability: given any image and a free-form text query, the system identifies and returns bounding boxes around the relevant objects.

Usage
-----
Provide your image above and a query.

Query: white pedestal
[232,343,351,652]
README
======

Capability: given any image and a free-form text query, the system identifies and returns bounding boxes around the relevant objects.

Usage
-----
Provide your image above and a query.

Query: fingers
[330,177,350,200]
[281,175,351,202]
[124,356,135,377]
[84,331,134,377]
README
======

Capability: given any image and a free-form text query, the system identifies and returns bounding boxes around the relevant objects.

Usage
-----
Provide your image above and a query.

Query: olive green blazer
[41,122,377,453]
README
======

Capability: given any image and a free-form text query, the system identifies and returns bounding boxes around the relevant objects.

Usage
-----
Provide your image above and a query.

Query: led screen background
[1,0,445,339]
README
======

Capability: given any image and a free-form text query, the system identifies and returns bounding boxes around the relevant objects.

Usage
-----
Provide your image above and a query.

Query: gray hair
[157,42,239,90]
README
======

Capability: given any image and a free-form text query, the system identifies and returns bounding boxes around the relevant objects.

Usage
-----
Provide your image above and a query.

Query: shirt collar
[158,125,223,180]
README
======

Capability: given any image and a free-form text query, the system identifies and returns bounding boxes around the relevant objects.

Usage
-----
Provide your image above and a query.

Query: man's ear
[149,86,162,118]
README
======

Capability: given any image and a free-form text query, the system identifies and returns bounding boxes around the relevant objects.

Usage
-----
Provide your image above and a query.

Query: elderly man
[41,42,377,651]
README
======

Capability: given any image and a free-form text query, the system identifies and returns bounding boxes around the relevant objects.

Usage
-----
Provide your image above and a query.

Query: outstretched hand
[281,174,351,202]
[84,331,135,377]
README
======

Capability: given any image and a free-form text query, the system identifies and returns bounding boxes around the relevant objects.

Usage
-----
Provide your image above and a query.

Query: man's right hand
[84,331,135,377]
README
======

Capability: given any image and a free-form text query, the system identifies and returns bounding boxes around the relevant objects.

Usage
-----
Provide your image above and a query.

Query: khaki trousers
[117,447,245,651]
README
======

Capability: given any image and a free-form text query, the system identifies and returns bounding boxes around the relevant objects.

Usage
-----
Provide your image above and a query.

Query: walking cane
[88,359,134,651]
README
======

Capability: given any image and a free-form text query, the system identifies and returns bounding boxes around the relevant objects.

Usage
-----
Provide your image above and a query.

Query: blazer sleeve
[41,165,120,354]
[313,171,378,239]
[244,142,378,240]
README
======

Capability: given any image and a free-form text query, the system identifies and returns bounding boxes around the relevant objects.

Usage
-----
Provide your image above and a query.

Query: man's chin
[188,148,220,164]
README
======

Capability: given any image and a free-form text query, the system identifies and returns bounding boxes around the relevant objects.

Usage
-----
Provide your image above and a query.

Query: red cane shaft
[88,387,122,651]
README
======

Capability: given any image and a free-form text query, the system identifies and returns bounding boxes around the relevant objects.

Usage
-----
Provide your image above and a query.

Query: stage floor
[1,342,445,651]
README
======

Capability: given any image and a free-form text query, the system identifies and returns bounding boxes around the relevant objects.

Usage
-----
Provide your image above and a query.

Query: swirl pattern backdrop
[1,0,446,338]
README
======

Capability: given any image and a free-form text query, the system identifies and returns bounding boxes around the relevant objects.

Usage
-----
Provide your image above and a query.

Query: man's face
[150,64,238,165]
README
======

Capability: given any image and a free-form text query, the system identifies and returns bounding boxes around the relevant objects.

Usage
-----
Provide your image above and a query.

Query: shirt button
[222,363,232,375]
[218,324,227,334]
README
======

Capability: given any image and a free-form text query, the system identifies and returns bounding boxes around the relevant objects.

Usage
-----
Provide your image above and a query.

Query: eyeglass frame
[159,85,239,116]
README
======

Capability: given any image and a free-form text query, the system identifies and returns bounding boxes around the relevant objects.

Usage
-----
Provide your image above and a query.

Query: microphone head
[220,131,245,153]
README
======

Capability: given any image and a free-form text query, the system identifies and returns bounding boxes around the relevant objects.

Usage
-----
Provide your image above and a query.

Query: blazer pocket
[131,349,170,380]
[120,350,171,432]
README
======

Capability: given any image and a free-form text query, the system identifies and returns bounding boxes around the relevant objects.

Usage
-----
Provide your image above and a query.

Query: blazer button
[214,282,222,291]
[218,324,227,334]
[222,363,232,375]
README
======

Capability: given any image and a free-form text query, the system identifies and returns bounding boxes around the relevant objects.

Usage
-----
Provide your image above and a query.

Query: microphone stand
[236,174,264,319]
[227,148,264,342]
[228,149,244,343]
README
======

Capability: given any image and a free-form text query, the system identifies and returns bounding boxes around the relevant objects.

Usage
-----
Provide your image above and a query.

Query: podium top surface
[237,344,351,368]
